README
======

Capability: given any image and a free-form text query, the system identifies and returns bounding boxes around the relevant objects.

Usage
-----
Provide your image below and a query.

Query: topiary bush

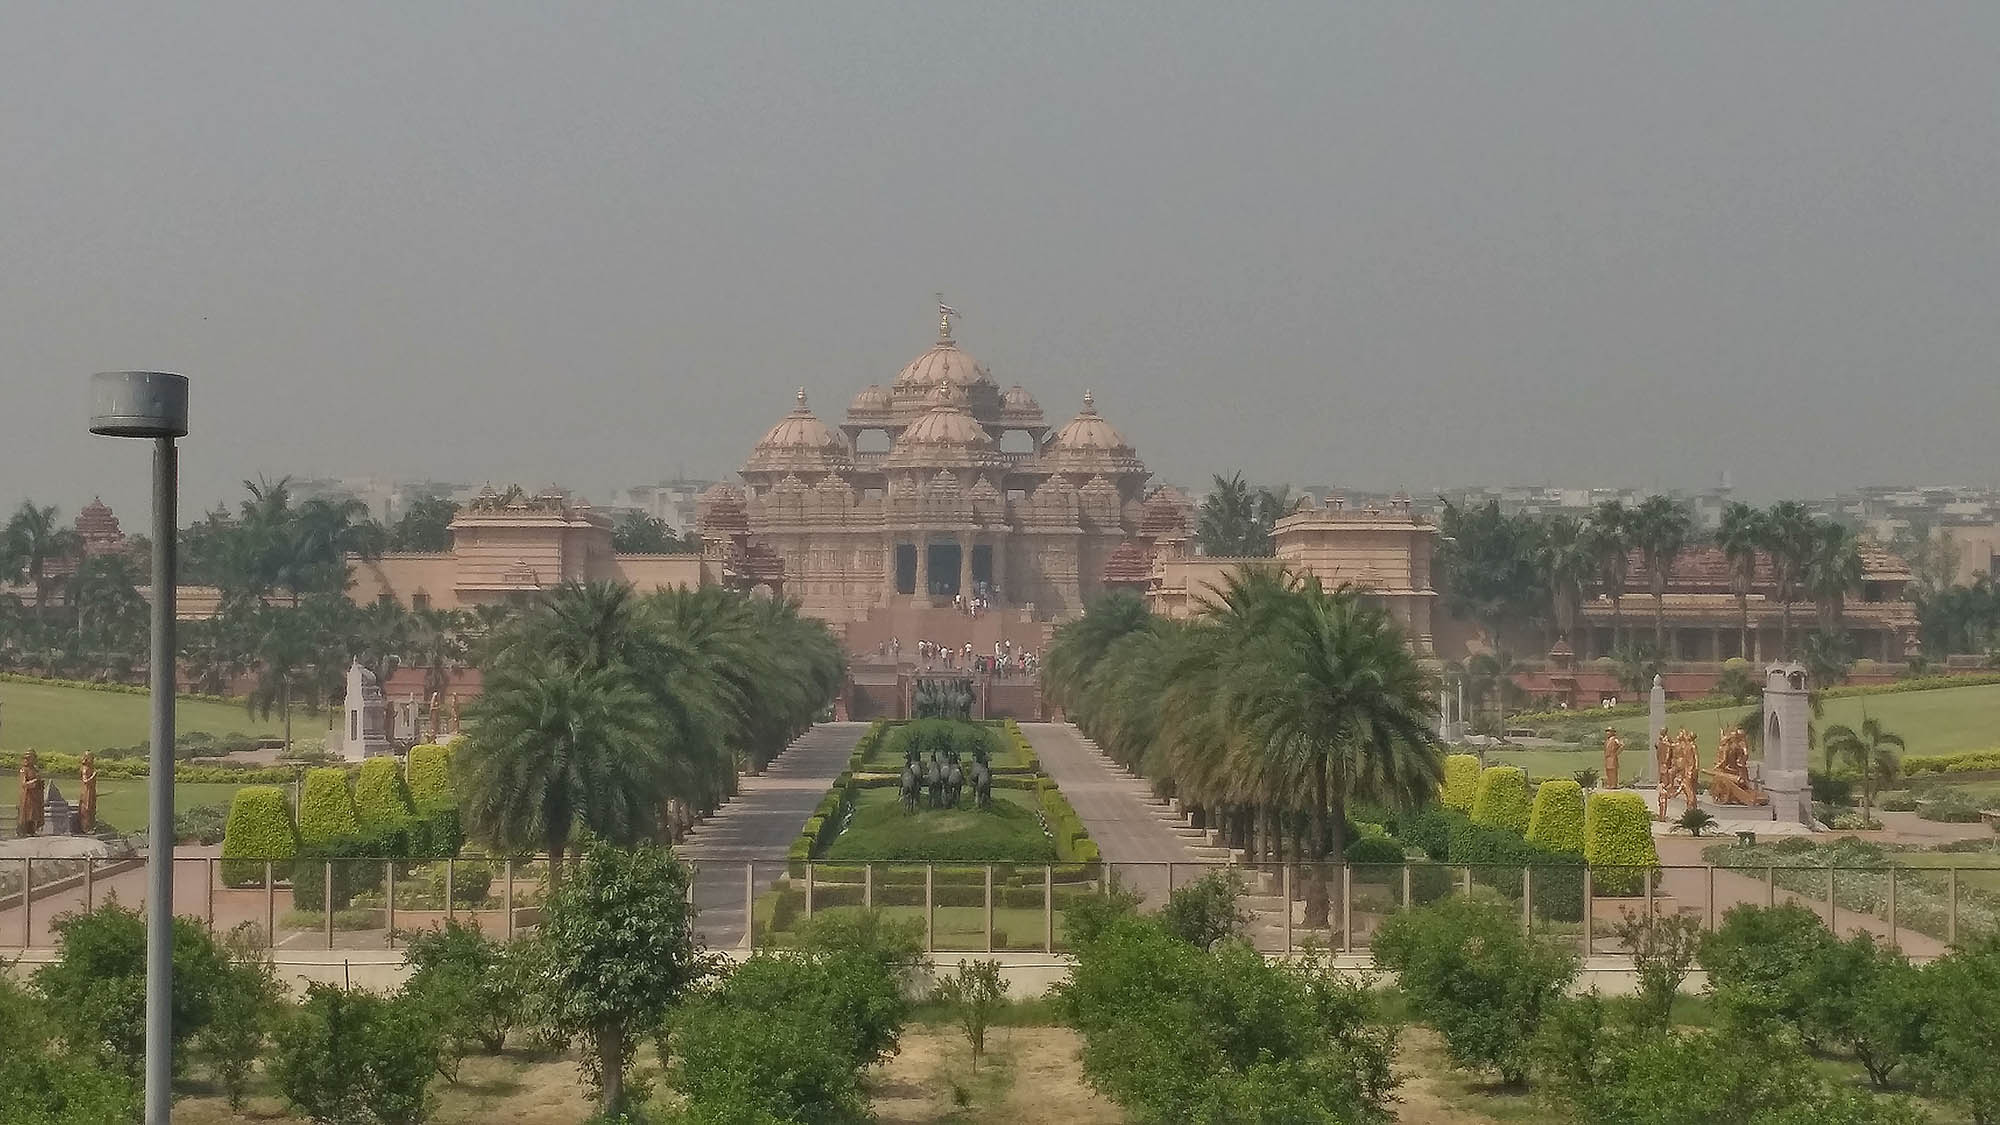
[1470,766,1531,834]
[295,768,359,845]
[1584,791,1660,896]
[219,787,298,886]
[1440,754,1481,812]
[351,757,415,832]
[1527,779,1587,855]
[404,744,453,807]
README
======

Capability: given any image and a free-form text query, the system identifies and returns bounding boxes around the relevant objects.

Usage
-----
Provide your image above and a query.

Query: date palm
[1762,501,1818,659]
[1803,521,1863,635]
[6,501,79,609]
[1822,717,1903,823]
[1542,515,1595,646]
[1587,501,1632,651]
[1223,583,1442,928]
[1044,591,1152,715]
[408,607,471,712]
[1629,495,1690,653]
[1714,502,1767,660]
[457,657,667,895]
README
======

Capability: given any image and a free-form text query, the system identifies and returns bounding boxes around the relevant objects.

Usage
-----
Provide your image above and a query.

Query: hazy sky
[4,3,1997,521]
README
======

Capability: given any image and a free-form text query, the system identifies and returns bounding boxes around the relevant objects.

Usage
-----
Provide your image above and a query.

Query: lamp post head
[89,372,188,438]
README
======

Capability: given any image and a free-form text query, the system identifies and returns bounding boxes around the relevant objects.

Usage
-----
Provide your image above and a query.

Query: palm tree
[1224,582,1443,927]
[1803,521,1863,635]
[1465,650,1525,742]
[1195,473,1260,557]
[408,607,470,711]
[1628,495,1691,654]
[246,605,315,753]
[1587,501,1632,651]
[1043,591,1152,713]
[6,501,78,609]
[456,657,668,894]
[1762,501,1818,659]
[1542,515,1595,647]
[66,554,147,680]
[1714,502,1767,660]
[1822,718,1904,823]
[1611,640,1664,699]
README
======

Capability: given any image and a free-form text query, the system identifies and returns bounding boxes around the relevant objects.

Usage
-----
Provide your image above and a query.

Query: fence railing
[2,857,1993,959]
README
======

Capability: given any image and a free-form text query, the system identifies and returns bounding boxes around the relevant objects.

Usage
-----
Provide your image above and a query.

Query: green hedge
[405,743,453,805]
[0,750,297,785]
[1402,807,1460,863]
[1903,749,2000,776]
[1584,791,1659,896]
[219,786,298,886]
[296,768,359,844]
[352,756,415,830]
[1526,779,1587,855]
[1471,766,1531,835]
[1440,754,1481,812]
[1444,816,1584,922]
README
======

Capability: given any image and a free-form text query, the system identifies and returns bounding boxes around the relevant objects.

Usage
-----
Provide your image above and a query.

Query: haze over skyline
[4,3,1997,520]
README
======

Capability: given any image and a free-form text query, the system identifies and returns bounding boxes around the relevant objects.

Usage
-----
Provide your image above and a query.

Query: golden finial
[935,292,958,343]
[795,386,808,409]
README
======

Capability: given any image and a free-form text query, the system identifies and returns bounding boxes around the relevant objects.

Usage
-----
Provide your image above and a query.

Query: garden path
[681,721,869,949]
[1018,722,1210,907]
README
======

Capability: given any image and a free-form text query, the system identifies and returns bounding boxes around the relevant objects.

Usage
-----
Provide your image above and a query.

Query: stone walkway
[680,722,868,949]
[1017,723,1230,907]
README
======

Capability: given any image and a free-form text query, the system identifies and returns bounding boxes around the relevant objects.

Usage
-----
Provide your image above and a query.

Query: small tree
[1913,936,2000,1122]
[1697,903,1837,1044]
[934,959,1006,1070]
[33,903,230,1077]
[1373,897,1578,1085]
[1611,910,1705,1028]
[538,843,714,1115]
[402,920,525,1079]
[196,923,284,1109]
[270,982,439,1125]
[1159,868,1253,951]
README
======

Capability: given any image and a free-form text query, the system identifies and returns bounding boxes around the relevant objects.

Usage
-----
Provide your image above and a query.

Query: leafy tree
[1611,910,1705,1027]
[1629,494,1691,652]
[1374,897,1578,1085]
[1916,936,2000,1123]
[65,553,147,680]
[389,494,459,552]
[1698,903,1839,1044]
[32,903,231,1076]
[1715,502,1768,659]
[1158,868,1253,952]
[1465,650,1527,739]
[1822,718,1903,823]
[197,923,285,1109]
[0,971,138,1125]
[270,983,439,1125]
[402,921,524,1077]
[1714,659,1758,703]
[1803,628,1857,690]
[609,511,698,554]
[934,959,1006,1070]
[538,843,713,1115]
[1610,639,1664,699]
[1437,499,1547,646]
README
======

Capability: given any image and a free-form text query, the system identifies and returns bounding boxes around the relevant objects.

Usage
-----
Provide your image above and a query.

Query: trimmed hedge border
[1903,749,2000,776]
[1510,671,2000,726]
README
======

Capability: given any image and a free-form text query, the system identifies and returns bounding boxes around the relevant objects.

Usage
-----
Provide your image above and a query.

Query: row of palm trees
[1044,572,1442,928]
[1542,497,1862,660]
[456,581,844,888]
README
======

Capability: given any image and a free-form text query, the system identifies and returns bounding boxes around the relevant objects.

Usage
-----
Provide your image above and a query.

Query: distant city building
[608,479,716,533]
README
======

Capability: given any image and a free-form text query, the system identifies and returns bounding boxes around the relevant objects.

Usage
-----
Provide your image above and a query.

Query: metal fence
[2,856,1993,959]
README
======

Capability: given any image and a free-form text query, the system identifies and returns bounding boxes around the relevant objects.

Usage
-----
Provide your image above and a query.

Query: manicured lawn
[0,678,325,755]
[822,788,1056,863]
[91,779,262,834]
[1530,681,2000,764]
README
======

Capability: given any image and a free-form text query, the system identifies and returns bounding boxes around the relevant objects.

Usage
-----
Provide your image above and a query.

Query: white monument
[339,661,395,761]
[1647,674,1666,779]
[1762,662,1814,828]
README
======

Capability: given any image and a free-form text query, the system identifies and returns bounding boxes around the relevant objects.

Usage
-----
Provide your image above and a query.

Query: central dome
[894,339,993,393]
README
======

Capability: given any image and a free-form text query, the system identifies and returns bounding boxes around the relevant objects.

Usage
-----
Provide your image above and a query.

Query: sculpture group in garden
[899,742,993,811]
[1651,725,1768,817]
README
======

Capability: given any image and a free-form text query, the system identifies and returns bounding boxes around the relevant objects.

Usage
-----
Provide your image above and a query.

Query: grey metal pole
[145,435,177,1124]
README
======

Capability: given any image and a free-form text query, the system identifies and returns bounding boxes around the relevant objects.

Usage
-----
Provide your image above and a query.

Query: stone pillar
[958,533,974,600]
[915,535,929,598]
[1647,674,1666,778]
[884,536,898,598]
[992,536,1007,604]
[1763,663,1813,828]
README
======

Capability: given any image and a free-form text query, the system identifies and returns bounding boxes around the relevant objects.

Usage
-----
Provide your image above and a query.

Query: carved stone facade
[702,308,1171,624]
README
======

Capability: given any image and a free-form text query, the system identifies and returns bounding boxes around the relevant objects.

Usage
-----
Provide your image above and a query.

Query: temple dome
[756,388,842,452]
[848,383,891,415]
[894,338,993,393]
[1001,385,1039,412]
[1049,391,1132,453]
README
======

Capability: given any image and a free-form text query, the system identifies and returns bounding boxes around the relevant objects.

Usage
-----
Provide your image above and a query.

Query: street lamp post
[89,371,189,1125]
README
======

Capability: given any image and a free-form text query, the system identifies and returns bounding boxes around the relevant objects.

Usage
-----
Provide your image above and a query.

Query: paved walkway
[681,722,868,949]
[1019,723,1209,906]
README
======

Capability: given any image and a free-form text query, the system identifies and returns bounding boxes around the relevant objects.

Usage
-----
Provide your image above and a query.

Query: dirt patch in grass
[872,1024,1124,1124]
[173,1048,594,1124]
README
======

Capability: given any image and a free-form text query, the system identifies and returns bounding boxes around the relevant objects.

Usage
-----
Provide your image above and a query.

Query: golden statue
[1602,728,1623,789]
[1654,730,1675,818]
[1708,728,1768,806]
[1676,729,1700,808]
[18,749,45,837]
[77,751,98,833]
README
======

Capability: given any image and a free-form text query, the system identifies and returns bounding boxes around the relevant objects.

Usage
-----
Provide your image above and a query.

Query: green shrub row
[0,750,297,784]
[1903,749,2000,776]
[0,670,238,705]
[1033,776,1099,863]
[291,807,464,910]
[219,787,299,886]
[1583,790,1660,895]
[1471,766,1531,834]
